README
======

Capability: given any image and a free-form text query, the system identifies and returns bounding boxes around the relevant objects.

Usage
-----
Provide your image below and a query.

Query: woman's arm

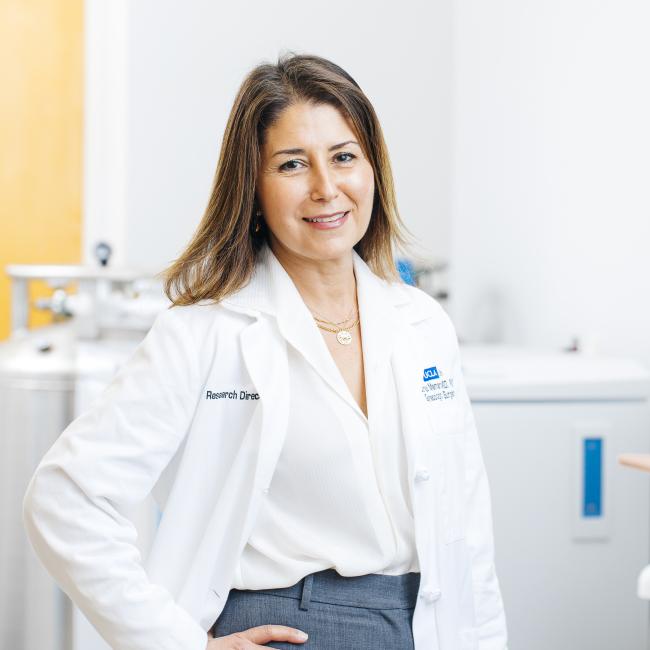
[22,307,209,650]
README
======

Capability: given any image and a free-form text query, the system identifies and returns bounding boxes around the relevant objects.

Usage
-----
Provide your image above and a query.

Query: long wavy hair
[160,51,415,306]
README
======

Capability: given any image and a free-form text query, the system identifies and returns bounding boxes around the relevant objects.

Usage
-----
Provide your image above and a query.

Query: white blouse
[231,248,420,590]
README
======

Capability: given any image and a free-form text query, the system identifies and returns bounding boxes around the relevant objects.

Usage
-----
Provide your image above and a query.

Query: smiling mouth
[303,211,349,223]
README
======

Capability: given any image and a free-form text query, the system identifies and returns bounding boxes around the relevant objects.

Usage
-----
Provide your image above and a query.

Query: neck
[268,239,358,320]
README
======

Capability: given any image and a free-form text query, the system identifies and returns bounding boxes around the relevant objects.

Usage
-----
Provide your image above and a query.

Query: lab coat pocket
[441,431,467,544]
[422,377,464,435]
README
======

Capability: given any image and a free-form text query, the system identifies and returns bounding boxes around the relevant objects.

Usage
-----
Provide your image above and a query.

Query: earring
[254,209,262,233]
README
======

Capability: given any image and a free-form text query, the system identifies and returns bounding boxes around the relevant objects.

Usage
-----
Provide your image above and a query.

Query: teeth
[305,212,346,223]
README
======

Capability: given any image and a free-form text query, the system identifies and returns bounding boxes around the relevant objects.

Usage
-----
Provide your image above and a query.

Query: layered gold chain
[309,308,360,345]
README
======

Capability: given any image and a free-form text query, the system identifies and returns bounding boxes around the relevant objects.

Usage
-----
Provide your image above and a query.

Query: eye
[335,152,356,163]
[278,159,304,172]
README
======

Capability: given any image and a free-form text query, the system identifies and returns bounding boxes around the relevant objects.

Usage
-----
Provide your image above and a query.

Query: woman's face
[256,101,375,264]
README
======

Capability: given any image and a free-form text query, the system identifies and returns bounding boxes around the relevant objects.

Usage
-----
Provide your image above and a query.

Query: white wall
[84,0,453,272]
[449,0,650,366]
[83,0,128,267]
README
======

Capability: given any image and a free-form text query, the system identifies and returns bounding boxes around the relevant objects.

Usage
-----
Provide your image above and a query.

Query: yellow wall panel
[0,0,83,340]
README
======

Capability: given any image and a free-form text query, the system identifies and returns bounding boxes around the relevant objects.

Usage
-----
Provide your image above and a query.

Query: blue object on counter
[396,258,416,286]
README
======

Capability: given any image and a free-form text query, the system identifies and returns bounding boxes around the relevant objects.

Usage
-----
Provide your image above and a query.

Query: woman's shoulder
[388,281,458,341]
[390,280,447,318]
[150,299,252,339]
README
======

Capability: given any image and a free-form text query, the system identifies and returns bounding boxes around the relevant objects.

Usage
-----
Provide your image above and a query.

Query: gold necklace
[309,305,355,326]
[312,310,358,329]
[314,314,360,345]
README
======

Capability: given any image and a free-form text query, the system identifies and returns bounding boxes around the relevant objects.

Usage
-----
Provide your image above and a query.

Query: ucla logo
[423,366,440,382]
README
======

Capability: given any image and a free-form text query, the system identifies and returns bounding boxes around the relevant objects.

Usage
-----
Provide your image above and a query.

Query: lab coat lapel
[263,245,366,417]
[218,253,292,501]
[352,251,406,423]
[390,306,444,589]
[238,315,290,493]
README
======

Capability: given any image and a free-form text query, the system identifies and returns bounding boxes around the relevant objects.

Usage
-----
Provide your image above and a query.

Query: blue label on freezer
[583,438,602,517]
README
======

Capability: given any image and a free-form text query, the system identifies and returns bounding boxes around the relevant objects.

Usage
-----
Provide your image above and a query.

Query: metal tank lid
[459,344,650,402]
[0,321,77,385]
[0,321,142,389]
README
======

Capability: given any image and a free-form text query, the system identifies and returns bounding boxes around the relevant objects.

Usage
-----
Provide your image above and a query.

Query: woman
[23,53,507,650]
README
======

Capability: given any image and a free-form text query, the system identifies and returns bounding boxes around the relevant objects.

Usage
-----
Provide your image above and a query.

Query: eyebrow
[271,140,360,158]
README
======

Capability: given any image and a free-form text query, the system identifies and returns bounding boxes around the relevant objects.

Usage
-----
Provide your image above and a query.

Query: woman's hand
[206,625,309,648]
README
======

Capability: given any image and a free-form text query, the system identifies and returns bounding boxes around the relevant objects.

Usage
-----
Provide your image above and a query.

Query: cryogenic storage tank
[1,322,78,650]
[0,321,144,650]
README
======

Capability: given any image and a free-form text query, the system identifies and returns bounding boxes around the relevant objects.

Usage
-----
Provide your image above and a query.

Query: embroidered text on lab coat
[205,390,260,400]
[421,375,456,402]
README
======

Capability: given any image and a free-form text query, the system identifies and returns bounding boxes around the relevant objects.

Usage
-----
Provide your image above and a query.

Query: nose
[309,161,339,203]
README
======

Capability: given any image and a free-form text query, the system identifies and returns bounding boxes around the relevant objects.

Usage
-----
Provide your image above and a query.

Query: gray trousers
[211,568,421,649]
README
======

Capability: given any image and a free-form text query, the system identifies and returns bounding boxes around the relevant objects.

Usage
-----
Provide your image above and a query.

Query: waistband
[237,568,421,610]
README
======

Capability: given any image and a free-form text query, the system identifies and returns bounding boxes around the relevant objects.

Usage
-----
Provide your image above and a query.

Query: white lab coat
[23,243,507,650]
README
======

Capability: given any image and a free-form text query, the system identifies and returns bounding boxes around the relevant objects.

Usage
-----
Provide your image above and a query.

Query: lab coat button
[414,468,431,482]
[420,588,442,603]
[261,487,269,494]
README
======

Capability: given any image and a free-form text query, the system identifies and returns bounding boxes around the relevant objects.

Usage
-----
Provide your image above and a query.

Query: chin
[270,230,362,264]
[306,238,358,261]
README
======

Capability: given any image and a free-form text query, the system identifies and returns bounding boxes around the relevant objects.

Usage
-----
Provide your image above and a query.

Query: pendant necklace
[312,311,360,345]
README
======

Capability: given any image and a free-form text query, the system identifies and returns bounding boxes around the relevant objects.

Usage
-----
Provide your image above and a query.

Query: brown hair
[160,51,415,306]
